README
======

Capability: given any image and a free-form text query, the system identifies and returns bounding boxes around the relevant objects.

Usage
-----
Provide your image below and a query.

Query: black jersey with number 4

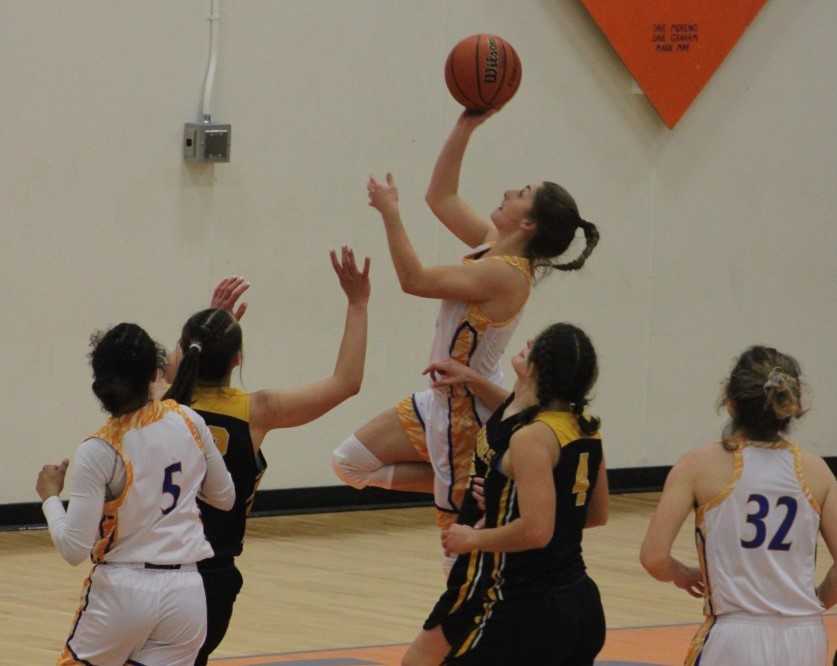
[192,387,266,564]
[466,406,602,600]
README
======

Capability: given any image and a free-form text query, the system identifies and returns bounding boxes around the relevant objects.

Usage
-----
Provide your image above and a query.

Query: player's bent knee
[332,434,385,489]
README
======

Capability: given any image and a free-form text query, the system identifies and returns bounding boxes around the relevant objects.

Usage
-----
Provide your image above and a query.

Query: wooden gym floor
[0,493,833,665]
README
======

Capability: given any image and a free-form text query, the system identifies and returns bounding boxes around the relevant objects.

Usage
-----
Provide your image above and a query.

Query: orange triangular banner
[580,0,767,128]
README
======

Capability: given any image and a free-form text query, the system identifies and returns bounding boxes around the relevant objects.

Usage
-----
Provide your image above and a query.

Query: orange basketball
[444,34,522,112]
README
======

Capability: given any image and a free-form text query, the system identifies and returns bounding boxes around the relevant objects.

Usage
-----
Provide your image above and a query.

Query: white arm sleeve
[187,409,235,511]
[42,440,115,566]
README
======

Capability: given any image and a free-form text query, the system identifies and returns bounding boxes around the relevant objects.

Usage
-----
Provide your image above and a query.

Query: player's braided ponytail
[526,182,600,279]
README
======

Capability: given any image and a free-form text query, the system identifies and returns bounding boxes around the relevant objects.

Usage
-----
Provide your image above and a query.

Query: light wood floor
[0,493,832,664]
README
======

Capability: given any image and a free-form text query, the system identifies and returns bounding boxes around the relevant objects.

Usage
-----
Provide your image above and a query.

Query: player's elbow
[639,544,667,579]
[60,546,89,567]
[205,493,234,513]
[586,505,608,528]
[205,478,235,512]
[525,521,553,549]
[334,374,362,400]
[342,377,362,398]
[586,513,608,529]
[400,275,425,296]
[425,191,447,212]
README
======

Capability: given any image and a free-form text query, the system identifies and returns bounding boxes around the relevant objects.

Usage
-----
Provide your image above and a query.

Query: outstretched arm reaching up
[249,247,370,435]
[426,111,499,248]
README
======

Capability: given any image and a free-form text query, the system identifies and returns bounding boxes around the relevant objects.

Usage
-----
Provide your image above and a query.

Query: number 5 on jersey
[162,462,182,515]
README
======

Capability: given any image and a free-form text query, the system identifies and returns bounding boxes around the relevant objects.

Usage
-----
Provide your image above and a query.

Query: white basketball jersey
[88,400,215,565]
[696,443,824,617]
[428,245,531,420]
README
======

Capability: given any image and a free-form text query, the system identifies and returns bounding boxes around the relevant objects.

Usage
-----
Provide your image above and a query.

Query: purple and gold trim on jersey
[691,448,743,629]
[58,566,98,665]
[684,616,715,666]
[791,442,822,514]
[694,527,714,618]
[396,396,428,461]
[172,403,205,450]
[445,320,484,525]
[463,255,532,329]
[694,447,744,528]
[87,401,202,564]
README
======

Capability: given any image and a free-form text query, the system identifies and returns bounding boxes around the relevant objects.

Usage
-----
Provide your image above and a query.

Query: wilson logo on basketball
[484,38,499,83]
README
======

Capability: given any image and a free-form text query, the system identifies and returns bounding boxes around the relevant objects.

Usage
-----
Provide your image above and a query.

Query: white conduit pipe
[201,0,220,123]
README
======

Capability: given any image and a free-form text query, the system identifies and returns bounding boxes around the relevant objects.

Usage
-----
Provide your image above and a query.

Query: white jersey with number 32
[697,443,824,617]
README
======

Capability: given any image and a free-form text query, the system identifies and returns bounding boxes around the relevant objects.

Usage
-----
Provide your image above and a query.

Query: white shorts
[59,563,206,666]
[396,388,492,528]
[688,613,827,666]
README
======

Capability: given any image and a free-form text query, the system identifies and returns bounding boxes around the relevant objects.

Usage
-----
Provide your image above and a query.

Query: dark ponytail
[164,308,241,405]
[526,182,600,278]
[517,323,601,435]
[552,219,600,272]
[570,396,600,437]
[89,323,167,416]
[164,340,204,406]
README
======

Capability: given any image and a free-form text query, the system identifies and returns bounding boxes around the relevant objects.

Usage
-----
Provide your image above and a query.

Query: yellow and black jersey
[425,400,607,662]
[192,387,266,564]
[467,406,602,599]
[424,394,527,633]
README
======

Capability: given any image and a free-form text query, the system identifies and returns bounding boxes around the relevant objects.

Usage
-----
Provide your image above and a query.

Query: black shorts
[443,575,606,666]
[194,559,243,666]
[423,550,484,648]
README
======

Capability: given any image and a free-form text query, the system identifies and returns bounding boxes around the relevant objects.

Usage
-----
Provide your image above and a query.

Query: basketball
[444,34,522,112]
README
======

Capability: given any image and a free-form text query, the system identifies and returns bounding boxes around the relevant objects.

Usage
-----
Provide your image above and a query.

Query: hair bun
[763,367,801,419]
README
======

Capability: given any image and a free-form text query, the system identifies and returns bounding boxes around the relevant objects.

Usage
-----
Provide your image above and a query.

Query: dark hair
[720,345,805,449]
[518,323,601,435]
[526,182,599,278]
[89,323,167,416]
[164,308,242,405]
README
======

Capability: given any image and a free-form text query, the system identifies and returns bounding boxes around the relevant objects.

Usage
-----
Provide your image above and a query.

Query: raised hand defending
[367,173,399,217]
[330,245,371,306]
[210,275,250,321]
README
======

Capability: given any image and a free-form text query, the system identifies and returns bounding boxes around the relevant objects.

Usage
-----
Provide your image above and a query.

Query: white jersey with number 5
[89,400,226,565]
[696,442,824,617]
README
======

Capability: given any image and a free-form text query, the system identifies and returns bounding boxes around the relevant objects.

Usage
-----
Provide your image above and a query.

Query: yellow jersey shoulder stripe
[535,411,600,448]
[192,387,251,422]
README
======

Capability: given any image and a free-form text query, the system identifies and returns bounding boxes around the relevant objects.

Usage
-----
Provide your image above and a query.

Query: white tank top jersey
[696,442,824,618]
[428,244,532,415]
[88,400,220,565]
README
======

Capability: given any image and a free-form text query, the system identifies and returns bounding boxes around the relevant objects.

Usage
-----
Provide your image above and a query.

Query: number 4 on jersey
[572,453,590,506]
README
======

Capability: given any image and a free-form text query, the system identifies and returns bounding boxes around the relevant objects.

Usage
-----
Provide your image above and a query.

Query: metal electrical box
[184,123,231,162]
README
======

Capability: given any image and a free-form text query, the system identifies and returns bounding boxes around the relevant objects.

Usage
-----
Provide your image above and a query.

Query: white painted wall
[1,0,834,503]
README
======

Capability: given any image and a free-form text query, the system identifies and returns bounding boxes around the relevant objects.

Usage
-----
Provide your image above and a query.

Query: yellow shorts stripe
[684,616,716,666]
